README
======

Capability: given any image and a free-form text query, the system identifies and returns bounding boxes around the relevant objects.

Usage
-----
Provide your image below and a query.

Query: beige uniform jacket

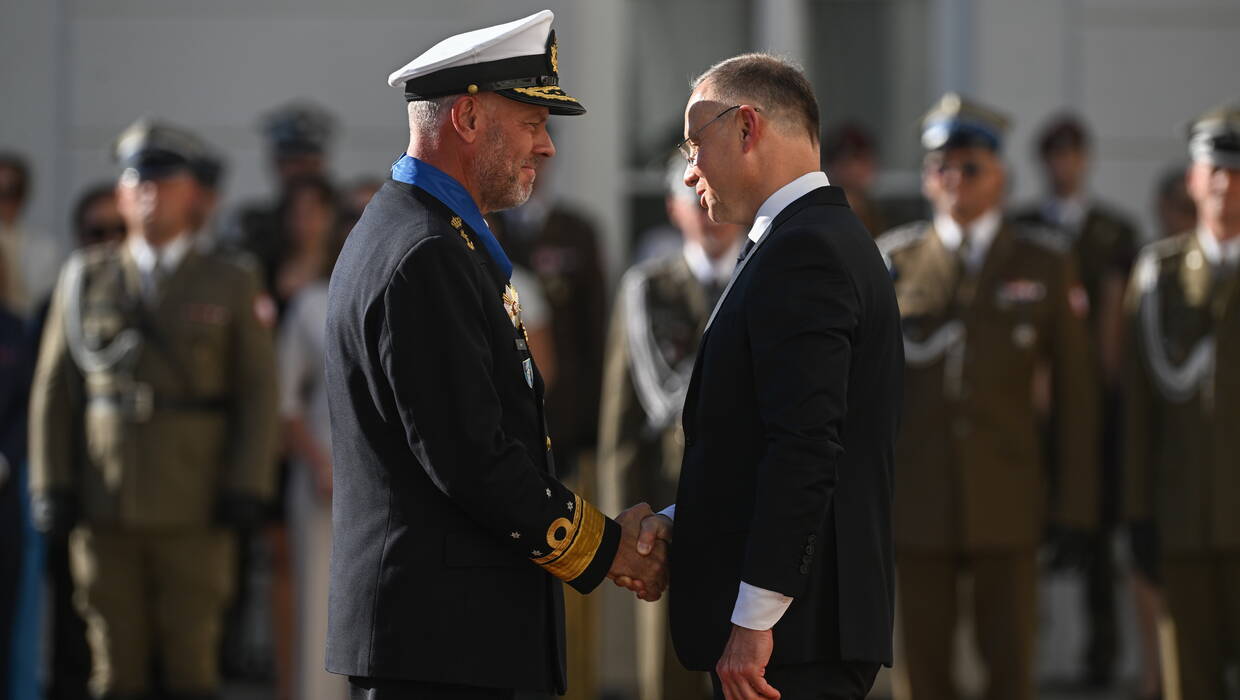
[878,220,1100,551]
[29,241,279,527]
[1123,232,1240,552]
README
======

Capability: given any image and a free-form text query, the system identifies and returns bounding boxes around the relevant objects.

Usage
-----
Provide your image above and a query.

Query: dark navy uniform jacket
[324,165,619,693]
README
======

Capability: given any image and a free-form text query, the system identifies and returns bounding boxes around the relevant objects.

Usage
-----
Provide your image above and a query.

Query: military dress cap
[920,92,1011,152]
[113,118,224,188]
[261,100,335,156]
[387,9,585,116]
[1187,100,1240,169]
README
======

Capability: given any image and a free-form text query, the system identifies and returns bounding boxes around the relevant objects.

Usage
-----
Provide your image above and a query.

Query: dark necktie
[737,238,756,264]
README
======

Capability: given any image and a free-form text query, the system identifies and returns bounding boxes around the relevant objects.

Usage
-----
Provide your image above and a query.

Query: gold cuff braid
[532,494,606,582]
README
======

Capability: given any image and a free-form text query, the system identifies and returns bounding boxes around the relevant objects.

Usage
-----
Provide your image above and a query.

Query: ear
[737,105,762,154]
[449,95,483,144]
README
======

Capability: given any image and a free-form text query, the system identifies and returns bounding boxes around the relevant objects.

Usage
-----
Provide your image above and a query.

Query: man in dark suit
[637,53,903,700]
[324,11,666,700]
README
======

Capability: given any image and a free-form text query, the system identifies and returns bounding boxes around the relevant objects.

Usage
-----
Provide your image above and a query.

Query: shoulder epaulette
[875,221,930,257]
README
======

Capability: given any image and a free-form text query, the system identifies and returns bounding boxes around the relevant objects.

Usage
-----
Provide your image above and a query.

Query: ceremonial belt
[88,386,230,422]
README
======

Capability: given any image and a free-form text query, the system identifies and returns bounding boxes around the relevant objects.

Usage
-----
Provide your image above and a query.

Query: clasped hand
[607,502,673,601]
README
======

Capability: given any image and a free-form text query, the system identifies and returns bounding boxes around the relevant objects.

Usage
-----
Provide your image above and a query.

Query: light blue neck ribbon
[390,155,513,280]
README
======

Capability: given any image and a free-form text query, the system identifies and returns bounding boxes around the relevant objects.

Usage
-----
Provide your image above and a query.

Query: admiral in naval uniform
[323,11,668,699]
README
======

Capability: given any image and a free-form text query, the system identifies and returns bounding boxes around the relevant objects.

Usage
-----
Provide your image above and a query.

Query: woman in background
[274,176,348,700]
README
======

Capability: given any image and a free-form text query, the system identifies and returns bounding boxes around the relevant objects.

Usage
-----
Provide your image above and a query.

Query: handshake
[606,503,674,601]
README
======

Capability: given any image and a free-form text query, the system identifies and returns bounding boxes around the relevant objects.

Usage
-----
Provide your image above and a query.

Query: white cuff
[730,581,793,631]
[658,504,675,520]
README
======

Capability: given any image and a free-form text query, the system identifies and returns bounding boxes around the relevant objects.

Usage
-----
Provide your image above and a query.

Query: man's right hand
[608,502,672,601]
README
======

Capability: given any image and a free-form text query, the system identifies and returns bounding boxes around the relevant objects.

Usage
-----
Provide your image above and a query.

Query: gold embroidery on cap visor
[510,85,580,104]
[531,493,607,582]
[550,41,559,73]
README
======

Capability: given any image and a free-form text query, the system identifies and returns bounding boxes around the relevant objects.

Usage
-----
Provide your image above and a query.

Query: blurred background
[1,1,1238,700]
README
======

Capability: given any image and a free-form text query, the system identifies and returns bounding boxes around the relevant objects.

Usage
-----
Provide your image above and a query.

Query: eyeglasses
[677,105,758,166]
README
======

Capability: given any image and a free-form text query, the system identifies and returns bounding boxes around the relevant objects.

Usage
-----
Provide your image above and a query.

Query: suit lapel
[701,186,847,333]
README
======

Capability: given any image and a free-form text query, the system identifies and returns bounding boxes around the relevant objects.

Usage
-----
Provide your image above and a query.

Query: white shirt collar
[1197,226,1240,268]
[1043,193,1089,234]
[746,171,831,245]
[934,209,1002,271]
[682,239,739,286]
[128,232,193,276]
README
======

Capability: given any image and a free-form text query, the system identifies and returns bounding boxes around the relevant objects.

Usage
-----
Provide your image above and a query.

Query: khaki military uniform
[878,219,1099,700]
[1123,230,1240,699]
[598,252,716,700]
[29,240,278,698]
[1015,202,1141,679]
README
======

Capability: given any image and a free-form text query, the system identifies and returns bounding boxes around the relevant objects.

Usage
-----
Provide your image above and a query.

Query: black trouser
[348,677,553,700]
[710,659,881,700]
[1083,391,1123,684]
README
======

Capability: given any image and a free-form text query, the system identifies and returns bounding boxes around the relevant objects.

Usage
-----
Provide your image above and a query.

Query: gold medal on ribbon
[502,283,523,329]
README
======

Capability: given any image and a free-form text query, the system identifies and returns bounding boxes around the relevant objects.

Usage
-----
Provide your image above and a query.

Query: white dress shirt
[933,208,1002,272]
[658,170,833,632]
[127,232,192,299]
[682,239,739,288]
[1041,194,1089,236]
[1196,226,1240,270]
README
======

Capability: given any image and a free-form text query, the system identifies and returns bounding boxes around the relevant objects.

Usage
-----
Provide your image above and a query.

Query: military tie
[145,251,168,303]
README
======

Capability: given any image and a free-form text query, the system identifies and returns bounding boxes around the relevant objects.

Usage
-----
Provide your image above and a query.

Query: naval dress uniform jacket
[324,159,621,694]
[669,182,903,677]
[1123,230,1240,699]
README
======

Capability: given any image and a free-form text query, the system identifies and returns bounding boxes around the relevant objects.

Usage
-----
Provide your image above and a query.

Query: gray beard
[474,125,533,213]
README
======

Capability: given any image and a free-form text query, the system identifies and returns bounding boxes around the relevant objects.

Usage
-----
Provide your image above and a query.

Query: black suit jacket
[670,186,902,670]
[324,180,620,692]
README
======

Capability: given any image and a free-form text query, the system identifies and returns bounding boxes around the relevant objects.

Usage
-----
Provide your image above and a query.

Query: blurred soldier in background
[0,248,33,700]
[30,184,126,700]
[28,119,279,700]
[1123,100,1240,700]
[1154,165,1199,240]
[877,94,1099,700]
[821,122,886,236]
[0,152,65,317]
[1015,113,1141,689]
[598,155,742,700]
[226,100,336,295]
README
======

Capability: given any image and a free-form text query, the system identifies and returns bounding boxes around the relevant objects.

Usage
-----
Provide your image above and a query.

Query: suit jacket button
[805,544,815,555]
[807,534,816,544]
[802,554,812,564]
[799,564,810,574]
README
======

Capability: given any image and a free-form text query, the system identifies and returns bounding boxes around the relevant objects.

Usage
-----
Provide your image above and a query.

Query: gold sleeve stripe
[534,495,608,582]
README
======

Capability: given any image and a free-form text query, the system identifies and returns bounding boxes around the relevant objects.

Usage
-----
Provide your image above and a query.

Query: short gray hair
[407,96,457,144]
[692,53,820,145]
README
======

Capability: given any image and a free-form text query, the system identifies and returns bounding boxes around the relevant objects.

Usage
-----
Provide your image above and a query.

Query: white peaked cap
[386,9,585,116]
